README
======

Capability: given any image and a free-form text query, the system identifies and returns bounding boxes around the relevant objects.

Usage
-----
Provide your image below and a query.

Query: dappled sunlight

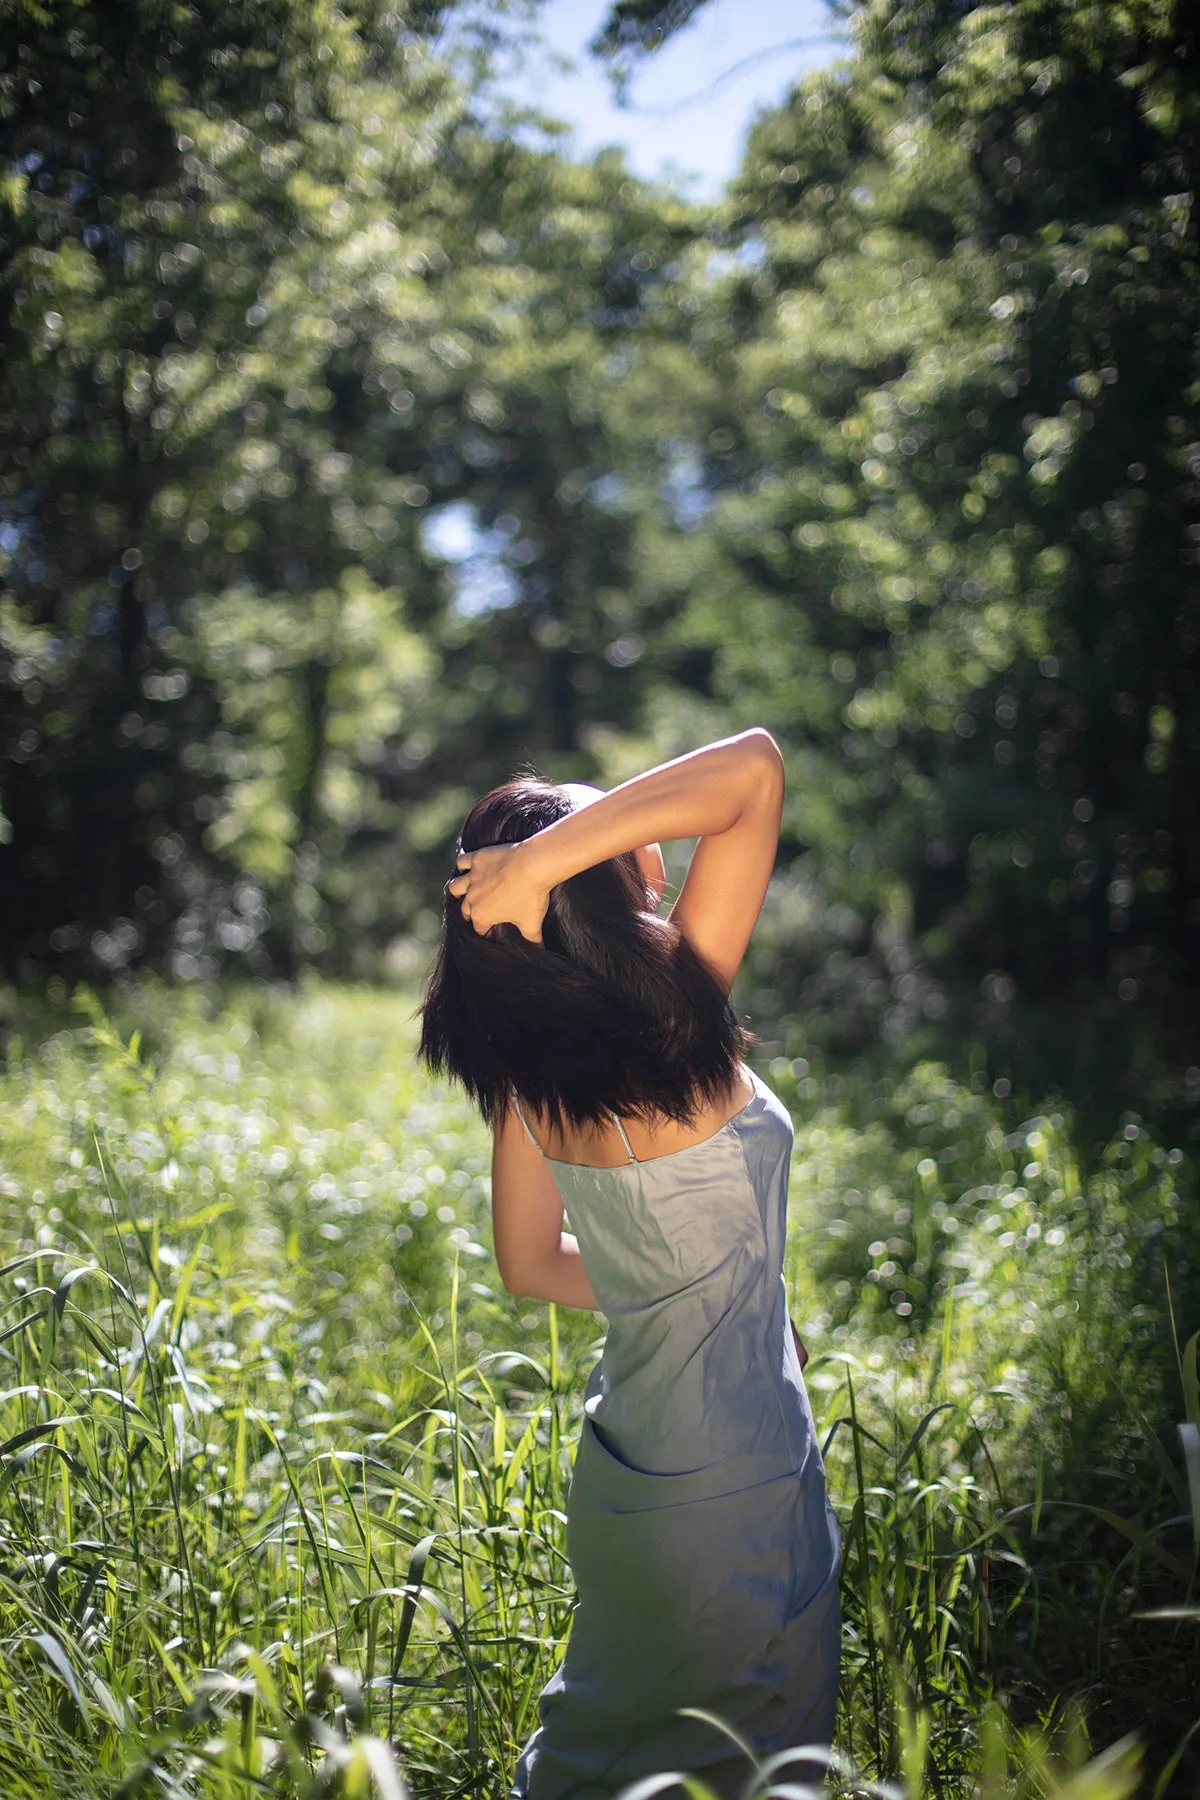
[1,0,1197,1789]
[0,987,1189,1792]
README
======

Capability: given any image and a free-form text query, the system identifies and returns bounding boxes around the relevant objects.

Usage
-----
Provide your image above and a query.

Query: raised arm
[447,729,784,992]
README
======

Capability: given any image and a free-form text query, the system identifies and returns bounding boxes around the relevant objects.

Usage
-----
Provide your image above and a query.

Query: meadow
[0,981,1195,1799]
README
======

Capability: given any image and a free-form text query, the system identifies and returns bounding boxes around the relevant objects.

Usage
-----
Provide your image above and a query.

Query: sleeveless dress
[510,1069,841,1799]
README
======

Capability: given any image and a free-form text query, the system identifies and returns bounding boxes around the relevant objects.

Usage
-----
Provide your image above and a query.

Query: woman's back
[520,1067,755,1168]
[523,1068,814,1482]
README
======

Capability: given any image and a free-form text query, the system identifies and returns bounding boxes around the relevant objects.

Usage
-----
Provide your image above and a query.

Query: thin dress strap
[608,1112,638,1165]
[511,1093,546,1158]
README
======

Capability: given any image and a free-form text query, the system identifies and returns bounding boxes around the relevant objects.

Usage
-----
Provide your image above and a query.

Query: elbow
[736,727,785,794]
[495,1251,524,1296]
[495,1250,538,1299]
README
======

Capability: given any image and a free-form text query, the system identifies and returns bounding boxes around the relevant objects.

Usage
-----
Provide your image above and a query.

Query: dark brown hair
[418,776,748,1132]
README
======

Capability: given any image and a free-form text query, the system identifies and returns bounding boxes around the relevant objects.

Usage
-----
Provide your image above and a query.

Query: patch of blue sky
[477,0,846,202]
[661,444,711,530]
[421,501,522,617]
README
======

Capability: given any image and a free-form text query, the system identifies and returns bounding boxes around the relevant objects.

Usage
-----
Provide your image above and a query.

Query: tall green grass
[0,982,1194,1797]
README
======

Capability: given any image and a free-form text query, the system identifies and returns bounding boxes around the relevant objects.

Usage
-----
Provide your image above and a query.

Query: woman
[420,729,841,1798]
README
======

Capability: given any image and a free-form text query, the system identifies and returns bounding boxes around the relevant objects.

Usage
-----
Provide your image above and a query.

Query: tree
[623,0,1200,1121]
[0,2,487,976]
[0,0,713,980]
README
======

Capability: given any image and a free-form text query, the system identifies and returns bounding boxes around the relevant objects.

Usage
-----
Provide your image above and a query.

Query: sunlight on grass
[0,983,1193,1796]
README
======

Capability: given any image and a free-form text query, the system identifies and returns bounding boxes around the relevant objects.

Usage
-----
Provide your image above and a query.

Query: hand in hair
[448,842,550,943]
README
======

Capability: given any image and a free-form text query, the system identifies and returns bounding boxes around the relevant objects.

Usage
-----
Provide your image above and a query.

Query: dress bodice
[544,1071,811,1478]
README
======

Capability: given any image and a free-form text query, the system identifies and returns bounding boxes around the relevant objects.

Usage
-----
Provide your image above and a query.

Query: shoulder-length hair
[418,776,748,1133]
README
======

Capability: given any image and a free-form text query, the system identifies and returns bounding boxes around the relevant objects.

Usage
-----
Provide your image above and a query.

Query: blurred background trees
[2,0,1197,1135]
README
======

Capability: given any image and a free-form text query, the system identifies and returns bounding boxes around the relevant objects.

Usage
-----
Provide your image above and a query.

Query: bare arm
[449,729,784,992]
[791,1318,809,1371]
[490,1104,600,1309]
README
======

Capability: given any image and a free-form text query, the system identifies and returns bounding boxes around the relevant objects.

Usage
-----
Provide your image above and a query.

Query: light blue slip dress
[510,1069,841,1799]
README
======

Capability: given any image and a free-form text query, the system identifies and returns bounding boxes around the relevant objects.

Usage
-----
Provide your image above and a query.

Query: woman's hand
[447,843,550,943]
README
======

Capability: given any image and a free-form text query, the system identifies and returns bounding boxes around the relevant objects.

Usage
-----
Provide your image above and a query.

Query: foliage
[5,0,1200,1789]
[3,0,1199,1120]
[637,0,1200,1127]
[0,0,708,987]
[0,0,469,976]
[0,985,1195,1795]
